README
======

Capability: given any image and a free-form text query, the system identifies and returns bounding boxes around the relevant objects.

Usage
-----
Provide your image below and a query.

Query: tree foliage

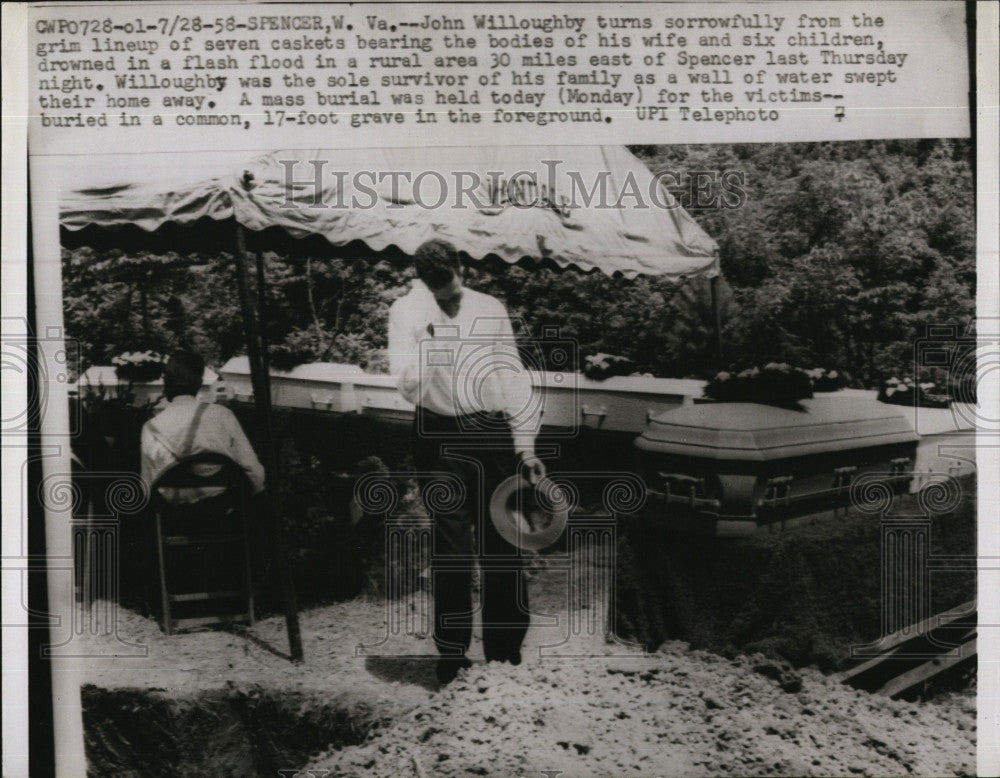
[62,140,974,387]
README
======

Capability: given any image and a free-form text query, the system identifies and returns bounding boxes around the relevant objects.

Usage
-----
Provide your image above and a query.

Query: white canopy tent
[60,145,723,660]
[62,145,719,279]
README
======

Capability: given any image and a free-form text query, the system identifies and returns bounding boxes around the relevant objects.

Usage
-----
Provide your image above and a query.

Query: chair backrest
[150,452,251,495]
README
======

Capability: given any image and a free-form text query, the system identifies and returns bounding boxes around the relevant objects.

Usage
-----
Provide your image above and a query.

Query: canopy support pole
[233,225,303,662]
[710,272,723,366]
[255,252,273,404]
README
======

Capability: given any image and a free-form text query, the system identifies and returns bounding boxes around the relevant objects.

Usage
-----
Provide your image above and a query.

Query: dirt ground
[75,552,975,778]
[311,644,975,778]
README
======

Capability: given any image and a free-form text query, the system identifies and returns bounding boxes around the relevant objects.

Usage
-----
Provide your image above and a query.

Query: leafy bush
[877,376,951,408]
[615,472,976,670]
[75,380,158,468]
[111,350,164,382]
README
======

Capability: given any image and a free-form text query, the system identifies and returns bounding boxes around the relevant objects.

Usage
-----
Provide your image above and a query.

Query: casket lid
[635,397,918,461]
[219,356,366,382]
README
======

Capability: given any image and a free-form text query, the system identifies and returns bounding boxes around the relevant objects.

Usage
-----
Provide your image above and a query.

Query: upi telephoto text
[28,1,959,150]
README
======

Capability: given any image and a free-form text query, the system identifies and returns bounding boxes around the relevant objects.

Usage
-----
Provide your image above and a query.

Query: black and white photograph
[51,137,981,776]
[3,2,998,777]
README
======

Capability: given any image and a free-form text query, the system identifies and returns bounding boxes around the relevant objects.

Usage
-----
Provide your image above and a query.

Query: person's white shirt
[140,395,266,504]
[388,279,539,456]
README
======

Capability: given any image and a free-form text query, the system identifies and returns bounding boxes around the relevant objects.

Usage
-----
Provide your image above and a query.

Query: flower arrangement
[800,367,848,393]
[877,376,951,408]
[111,350,164,383]
[583,352,639,381]
[703,364,846,407]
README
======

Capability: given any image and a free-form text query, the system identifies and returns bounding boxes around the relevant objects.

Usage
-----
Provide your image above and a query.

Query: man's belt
[417,407,511,432]
[418,407,505,422]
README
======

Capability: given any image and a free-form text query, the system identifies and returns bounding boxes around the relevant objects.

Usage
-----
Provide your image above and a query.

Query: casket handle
[657,472,719,510]
[830,466,858,517]
[580,404,608,428]
[832,465,857,491]
[310,392,336,411]
[359,395,409,413]
[760,475,794,506]
[889,457,912,475]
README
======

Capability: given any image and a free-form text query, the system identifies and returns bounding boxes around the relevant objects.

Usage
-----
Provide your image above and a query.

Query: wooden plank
[839,643,906,685]
[155,512,172,635]
[169,590,244,603]
[171,614,251,631]
[847,600,975,660]
[878,632,977,699]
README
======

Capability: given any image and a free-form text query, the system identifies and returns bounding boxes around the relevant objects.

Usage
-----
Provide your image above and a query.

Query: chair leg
[240,503,255,627]
[154,512,172,635]
[82,497,94,614]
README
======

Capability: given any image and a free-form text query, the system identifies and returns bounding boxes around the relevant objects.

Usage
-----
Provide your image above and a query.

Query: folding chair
[150,453,256,635]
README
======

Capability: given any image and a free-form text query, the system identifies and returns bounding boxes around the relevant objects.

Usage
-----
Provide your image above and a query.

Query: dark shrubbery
[702,364,844,407]
[615,472,976,671]
[877,376,951,408]
[64,141,975,388]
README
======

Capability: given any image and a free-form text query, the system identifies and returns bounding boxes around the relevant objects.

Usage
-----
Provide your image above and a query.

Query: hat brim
[489,475,570,551]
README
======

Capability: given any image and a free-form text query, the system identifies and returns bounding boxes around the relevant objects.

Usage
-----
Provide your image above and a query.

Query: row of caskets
[73,361,922,536]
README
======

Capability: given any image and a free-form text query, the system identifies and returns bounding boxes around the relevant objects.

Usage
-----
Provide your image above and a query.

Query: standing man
[388,239,545,684]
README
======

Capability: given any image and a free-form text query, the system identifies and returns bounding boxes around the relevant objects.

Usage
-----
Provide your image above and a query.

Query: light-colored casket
[217,357,386,414]
[634,396,920,536]
[217,358,705,434]
[536,373,705,433]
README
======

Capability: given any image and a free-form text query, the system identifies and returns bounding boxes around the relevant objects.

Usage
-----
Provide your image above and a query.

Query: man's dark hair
[163,349,204,400]
[413,239,462,289]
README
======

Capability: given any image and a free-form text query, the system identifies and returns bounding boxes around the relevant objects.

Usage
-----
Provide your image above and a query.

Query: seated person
[141,349,265,505]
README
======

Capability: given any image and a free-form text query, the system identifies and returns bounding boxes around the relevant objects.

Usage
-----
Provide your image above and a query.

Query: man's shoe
[435,656,471,686]
[484,650,521,666]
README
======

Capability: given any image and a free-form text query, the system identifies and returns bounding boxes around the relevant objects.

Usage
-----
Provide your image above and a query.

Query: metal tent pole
[254,251,273,406]
[710,272,723,366]
[233,225,303,662]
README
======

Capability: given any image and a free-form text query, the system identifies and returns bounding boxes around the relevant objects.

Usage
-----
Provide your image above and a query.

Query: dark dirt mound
[614,473,976,671]
[82,684,385,777]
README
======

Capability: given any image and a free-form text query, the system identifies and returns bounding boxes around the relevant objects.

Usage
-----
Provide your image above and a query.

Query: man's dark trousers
[413,407,529,663]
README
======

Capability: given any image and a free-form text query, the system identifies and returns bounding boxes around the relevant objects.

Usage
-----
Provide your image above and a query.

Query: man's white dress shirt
[388,280,539,456]
[141,395,266,504]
